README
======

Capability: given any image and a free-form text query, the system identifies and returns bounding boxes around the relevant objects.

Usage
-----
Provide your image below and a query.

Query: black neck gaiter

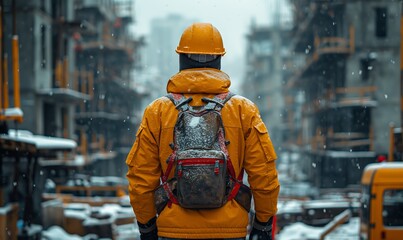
[179,54,221,71]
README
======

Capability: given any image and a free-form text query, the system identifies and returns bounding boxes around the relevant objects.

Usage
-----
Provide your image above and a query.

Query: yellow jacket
[126,68,280,239]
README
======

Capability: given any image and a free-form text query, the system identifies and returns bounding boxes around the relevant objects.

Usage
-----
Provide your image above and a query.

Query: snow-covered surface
[323,150,376,158]
[71,155,85,165]
[64,202,134,222]
[279,182,318,198]
[3,129,77,150]
[91,151,117,161]
[278,198,360,215]
[83,216,114,226]
[44,200,136,239]
[3,107,23,116]
[0,204,14,214]
[96,204,134,219]
[90,176,128,186]
[115,223,141,240]
[364,162,403,170]
[119,195,131,207]
[64,210,89,220]
[117,206,135,215]
[37,88,91,100]
[189,116,201,128]
[64,203,92,219]
[303,200,359,209]
[42,226,97,240]
[277,221,322,239]
[40,155,86,167]
[277,200,303,214]
[277,217,360,240]
[97,204,122,216]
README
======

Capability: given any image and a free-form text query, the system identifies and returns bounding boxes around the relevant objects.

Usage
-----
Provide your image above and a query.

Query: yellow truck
[360,162,403,240]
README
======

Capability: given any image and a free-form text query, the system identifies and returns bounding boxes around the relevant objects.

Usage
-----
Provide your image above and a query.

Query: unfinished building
[285,0,402,189]
[0,0,144,237]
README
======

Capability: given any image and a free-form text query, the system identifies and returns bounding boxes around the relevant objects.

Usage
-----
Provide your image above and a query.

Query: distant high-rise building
[146,14,196,95]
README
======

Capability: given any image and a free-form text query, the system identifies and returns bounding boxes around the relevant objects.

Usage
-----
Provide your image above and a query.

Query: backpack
[159,92,244,209]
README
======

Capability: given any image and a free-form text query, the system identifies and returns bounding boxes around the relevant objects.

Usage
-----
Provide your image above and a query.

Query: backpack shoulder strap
[165,93,193,111]
[215,92,236,105]
[203,92,236,111]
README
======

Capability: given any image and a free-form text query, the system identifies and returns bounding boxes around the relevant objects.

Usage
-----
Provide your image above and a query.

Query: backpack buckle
[176,97,193,110]
[202,97,224,110]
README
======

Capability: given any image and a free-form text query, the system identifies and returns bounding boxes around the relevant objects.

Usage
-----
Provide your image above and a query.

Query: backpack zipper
[177,158,224,176]
[214,160,220,175]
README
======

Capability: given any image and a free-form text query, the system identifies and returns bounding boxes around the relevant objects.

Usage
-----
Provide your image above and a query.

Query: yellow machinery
[360,163,403,240]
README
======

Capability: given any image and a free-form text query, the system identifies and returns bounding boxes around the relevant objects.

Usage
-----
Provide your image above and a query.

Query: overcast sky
[132,0,292,90]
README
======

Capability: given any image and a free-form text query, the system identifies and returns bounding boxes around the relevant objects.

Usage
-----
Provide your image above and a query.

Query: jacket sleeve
[243,106,280,223]
[126,105,161,224]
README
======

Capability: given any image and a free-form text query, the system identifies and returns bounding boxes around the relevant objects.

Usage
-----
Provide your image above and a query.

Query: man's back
[126,68,279,239]
[126,23,279,240]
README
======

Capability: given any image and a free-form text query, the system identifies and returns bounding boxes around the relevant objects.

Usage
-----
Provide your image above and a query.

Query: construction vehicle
[360,162,403,240]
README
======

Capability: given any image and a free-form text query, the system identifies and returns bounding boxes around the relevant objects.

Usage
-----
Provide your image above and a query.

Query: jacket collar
[166,68,231,94]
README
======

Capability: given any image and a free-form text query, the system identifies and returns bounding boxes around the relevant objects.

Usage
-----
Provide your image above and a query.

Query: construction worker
[126,23,280,240]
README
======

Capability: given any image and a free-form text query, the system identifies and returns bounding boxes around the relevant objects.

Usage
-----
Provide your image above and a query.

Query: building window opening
[360,59,370,82]
[375,7,388,38]
[40,24,47,69]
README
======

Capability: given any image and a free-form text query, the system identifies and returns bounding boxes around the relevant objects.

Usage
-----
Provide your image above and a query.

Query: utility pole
[11,0,20,111]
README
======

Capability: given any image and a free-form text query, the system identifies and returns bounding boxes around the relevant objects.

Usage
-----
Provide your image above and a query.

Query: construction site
[0,0,402,239]
[0,0,144,239]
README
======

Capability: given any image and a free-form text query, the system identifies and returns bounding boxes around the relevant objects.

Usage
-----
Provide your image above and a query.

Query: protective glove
[248,216,273,240]
[137,216,158,240]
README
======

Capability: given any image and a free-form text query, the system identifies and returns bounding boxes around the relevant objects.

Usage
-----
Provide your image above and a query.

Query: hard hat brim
[176,49,226,56]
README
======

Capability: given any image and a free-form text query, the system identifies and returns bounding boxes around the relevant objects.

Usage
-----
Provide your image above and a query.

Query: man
[126,23,280,240]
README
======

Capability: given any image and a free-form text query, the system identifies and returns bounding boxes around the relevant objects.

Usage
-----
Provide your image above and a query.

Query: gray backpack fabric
[162,92,236,209]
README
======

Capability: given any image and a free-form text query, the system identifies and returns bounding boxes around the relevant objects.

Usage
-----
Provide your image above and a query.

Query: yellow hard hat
[176,23,226,55]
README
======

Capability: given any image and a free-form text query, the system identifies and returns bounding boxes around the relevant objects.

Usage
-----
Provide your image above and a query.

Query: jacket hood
[166,68,231,94]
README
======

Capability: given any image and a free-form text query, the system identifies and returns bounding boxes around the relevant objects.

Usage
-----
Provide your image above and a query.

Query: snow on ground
[41,226,98,240]
[114,224,141,240]
[276,217,360,240]
[277,200,303,214]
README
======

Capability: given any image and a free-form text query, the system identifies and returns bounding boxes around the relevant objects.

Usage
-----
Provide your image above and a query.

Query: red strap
[161,152,179,205]
[162,152,176,182]
[272,215,277,240]
[227,181,241,201]
[226,158,237,180]
[163,181,178,205]
[237,167,244,181]
[217,128,245,201]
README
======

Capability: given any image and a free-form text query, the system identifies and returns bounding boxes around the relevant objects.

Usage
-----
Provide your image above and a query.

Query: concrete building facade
[285,0,402,189]
[0,0,145,233]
